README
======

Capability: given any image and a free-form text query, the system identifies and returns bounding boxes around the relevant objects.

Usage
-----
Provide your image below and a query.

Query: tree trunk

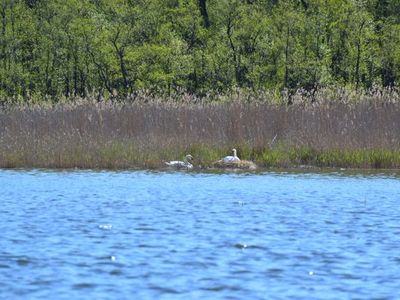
[111,31,131,94]
[1,3,7,70]
[198,0,210,28]
[284,24,290,88]
[355,20,365,90]
[227,15,241,85]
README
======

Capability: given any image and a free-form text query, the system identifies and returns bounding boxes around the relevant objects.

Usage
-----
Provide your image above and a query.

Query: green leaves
[0,0,399,100]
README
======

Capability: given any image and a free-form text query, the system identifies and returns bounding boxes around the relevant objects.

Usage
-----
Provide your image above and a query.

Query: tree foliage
[0,0,399,100]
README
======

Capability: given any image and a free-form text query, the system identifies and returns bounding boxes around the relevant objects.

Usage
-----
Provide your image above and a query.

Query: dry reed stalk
[0,90,399,169]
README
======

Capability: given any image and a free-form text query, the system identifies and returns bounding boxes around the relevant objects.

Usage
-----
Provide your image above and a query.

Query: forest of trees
[0,0,399,100]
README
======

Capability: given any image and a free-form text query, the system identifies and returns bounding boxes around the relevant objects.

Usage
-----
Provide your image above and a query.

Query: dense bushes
[0,0,399,101]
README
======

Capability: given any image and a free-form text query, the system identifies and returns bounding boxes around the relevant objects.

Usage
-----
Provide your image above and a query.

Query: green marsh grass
[0,90,400,169]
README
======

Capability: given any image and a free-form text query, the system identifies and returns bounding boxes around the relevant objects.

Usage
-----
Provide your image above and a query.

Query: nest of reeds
[211,160,257,170]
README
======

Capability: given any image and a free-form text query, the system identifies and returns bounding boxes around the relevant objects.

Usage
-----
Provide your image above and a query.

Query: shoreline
[1,165,400,178]
[1,147,400,171]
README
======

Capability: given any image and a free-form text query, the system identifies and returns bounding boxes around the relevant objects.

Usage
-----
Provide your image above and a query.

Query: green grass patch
[1,144,400,170]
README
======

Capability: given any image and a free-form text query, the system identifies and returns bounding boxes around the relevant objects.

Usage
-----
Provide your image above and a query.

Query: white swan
[212,149,257,169]
[165,154,193,169]
[223,148,240,163]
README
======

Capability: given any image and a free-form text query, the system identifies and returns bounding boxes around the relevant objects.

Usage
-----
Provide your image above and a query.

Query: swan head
[232,149,237,156]
[185,154,193,161]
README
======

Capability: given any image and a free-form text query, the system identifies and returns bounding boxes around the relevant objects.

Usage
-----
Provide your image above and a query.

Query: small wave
[29,279,54,286]
[98,224,113,230]
[110,269,123,276]
[201,285,241,292]
[233,243,266,250]
[0,264,10,269]
[267,268,284,274]
[134,227,157,232]
[137,244,159,249]
[232,269,252,275]
[234,243,248,249]
[149,285,180,294]
[16,258,31,266]
[72,283,96,289]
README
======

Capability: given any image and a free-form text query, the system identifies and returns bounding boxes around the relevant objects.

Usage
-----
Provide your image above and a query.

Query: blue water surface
[0,169,399,299]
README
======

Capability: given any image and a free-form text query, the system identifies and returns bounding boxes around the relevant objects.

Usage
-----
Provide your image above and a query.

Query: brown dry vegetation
[1,88,400,169]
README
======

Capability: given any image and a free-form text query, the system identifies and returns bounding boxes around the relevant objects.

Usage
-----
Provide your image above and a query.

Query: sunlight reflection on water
[0,169,399,299]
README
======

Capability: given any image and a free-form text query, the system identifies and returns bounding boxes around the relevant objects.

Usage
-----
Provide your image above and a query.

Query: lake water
[1,169,400,299]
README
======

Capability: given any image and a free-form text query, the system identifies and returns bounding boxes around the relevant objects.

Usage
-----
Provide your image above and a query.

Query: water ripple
[0,170,399,299]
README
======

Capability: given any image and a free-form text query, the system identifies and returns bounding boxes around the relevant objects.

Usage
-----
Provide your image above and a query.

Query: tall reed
[1,89,399,169]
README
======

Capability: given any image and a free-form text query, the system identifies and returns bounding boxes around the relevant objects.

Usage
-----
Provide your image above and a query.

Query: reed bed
[1,89,400,169]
